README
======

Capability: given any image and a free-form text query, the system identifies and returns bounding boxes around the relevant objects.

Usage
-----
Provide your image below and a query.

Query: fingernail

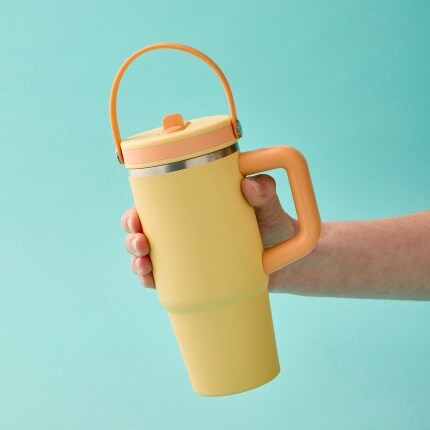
[252,180,264,196]
[131,237,138,251]
[126,217,133,232]
[134,258,141,269]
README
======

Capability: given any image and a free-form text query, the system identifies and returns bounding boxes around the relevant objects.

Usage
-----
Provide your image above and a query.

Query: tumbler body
[129,149,280,396]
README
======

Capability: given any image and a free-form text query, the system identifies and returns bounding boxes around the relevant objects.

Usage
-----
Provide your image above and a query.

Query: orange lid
[109,43,242,168]
[121,114,237,168]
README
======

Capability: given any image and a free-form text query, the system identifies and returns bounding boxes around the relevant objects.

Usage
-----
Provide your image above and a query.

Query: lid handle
[109,42,241,164]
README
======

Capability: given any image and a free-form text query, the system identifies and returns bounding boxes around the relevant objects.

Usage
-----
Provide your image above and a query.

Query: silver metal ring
[128,143,239,177]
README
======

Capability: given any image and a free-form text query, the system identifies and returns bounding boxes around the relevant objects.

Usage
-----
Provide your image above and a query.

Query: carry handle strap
[109,42,241,164]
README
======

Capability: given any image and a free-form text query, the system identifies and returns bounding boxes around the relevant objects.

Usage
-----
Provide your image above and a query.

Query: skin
[122,174,430,301]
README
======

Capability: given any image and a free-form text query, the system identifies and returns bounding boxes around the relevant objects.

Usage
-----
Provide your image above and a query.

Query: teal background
[1,0,429,429]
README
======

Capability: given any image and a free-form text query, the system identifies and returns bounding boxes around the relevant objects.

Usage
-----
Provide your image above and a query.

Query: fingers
[124,232,150,257]
[122,208,149,256]
[122,207,155,288]
[241,174,277,208]
[121,207,142,233]
[130,255,153,276]
[139,273,156,289]
[126,235,155,288]
[131,250,155,289]
[241,174,296,248]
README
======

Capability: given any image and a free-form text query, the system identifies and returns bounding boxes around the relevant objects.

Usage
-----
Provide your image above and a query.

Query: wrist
[269,221,329,295]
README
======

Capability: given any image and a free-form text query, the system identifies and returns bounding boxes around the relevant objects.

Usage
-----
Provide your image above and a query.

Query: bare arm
[122,174,430,301]
[277,211,430,300]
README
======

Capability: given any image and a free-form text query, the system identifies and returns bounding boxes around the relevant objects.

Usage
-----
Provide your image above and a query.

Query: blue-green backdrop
[1,1,429,429]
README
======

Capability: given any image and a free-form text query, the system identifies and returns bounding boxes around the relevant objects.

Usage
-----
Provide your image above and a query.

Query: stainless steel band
[128,143,239,177]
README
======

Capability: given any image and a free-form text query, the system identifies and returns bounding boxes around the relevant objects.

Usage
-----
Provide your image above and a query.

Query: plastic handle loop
[109,42,241,164]
[239,146,321,274]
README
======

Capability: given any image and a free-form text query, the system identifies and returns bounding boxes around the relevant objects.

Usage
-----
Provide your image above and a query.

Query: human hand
[121,174,297,290]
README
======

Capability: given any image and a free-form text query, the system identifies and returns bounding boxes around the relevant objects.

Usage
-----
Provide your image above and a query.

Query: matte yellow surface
[129,151,280,396]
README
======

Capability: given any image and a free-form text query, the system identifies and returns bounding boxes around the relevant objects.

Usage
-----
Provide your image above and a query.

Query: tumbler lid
[109,43,242,166]
[121,113,237,168]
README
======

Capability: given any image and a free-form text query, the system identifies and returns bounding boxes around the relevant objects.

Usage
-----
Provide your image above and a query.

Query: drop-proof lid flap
[109,42,242,165]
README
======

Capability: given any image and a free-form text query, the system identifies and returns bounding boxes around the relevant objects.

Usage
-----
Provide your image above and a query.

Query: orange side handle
[109,42,241,164]
[238,146,321,274]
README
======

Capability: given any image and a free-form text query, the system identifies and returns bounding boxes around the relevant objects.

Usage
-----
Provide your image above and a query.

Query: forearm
[275,210,430,300]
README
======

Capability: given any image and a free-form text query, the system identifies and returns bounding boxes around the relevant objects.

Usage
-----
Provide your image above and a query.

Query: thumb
[241,174,296,248]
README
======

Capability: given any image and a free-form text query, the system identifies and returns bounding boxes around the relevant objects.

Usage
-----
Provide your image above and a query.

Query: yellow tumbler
[109,43,321,396]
